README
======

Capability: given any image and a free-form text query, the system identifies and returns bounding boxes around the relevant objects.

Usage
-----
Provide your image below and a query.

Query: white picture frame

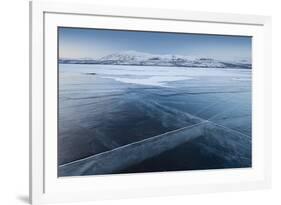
[29,1,272,204]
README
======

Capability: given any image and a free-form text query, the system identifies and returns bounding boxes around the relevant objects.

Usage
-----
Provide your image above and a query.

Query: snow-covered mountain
[59,51,251,69]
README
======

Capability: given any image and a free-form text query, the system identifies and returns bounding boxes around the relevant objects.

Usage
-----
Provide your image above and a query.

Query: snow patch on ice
[232,78,251,81]
[102,76,193,87]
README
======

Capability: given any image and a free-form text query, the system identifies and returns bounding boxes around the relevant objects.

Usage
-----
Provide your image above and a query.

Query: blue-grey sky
[59,27,251,61]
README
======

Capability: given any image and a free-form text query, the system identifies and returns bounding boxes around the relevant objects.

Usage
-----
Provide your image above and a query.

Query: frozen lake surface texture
[58,64,252,176]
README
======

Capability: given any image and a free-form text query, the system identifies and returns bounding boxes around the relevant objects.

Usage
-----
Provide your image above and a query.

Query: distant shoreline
[58,62,252,69]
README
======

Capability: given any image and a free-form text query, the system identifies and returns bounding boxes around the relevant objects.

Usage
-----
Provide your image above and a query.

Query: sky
[58,27,252,61]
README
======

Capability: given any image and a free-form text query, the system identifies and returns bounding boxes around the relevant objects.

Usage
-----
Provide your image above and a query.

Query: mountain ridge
[59,51,251,69]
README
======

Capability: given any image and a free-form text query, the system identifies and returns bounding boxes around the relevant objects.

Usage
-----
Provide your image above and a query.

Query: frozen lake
[58,64,252,173]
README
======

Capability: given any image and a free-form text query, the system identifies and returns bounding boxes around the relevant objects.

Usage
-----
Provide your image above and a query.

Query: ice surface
[58,63,252,174]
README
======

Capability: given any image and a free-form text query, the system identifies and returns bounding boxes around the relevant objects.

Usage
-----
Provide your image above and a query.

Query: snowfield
[61,64,251,87]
